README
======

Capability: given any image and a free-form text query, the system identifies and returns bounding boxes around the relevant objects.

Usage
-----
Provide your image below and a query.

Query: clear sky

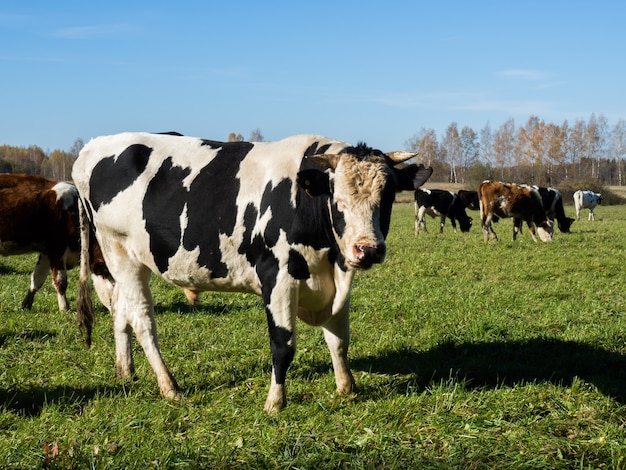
[1,1,625,153]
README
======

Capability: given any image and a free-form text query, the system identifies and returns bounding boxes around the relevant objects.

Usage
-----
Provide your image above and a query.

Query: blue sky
[1,1,625,153]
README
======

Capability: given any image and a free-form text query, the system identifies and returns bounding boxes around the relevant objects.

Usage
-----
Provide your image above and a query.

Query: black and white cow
[414,189,472,234]
[457,189,480,211]
[514,186,574,236]
[573,190,603,221]
[73,132,432,412]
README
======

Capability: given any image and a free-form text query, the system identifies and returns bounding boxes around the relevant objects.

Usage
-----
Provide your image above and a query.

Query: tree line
[0,138,84,181]
[407,113,626,188]
[2,117,625,189]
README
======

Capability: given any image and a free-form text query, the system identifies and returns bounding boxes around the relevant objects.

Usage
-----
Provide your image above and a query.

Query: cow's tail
[77,199,95,348]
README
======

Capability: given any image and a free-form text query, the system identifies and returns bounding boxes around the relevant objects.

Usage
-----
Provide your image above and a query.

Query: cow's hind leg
[322,304,355,397]
[50,260,70,311]
[439,216,446,233]
[111,261,180,400]
[22,254,54,310]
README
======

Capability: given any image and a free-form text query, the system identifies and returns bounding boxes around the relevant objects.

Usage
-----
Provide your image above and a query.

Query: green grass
[1,204,626,469]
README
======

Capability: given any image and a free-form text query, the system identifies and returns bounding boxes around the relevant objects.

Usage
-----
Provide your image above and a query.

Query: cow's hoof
[264,393,286,413]
[164,389,183,402]
[263,399,284,414]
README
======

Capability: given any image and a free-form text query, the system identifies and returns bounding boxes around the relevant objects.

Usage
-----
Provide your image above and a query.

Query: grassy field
[1,203,625,469]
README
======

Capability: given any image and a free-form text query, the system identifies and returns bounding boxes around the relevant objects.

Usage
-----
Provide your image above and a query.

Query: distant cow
[0,174,113,311]
[514,186,574,236]
[73,132,432,412]
[414,189,472,234]
[457,189,480,211]
[478,181,552,242]
[573,190,602,221]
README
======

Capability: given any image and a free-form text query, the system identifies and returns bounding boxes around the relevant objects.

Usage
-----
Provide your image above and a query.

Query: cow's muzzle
[351,243,386,269]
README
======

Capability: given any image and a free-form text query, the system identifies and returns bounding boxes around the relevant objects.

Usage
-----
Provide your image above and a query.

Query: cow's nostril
[355,243,386,263]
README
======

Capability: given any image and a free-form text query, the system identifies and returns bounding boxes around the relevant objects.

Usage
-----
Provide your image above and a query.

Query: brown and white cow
[0,174,113,311]
[478,180,552,242]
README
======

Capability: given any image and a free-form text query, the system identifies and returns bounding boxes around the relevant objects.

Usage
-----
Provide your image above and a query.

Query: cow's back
[73,133,347,288]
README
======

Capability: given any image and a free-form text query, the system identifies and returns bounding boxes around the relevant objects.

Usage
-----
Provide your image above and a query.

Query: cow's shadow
[0,384,124,418]
[0,330,124,418]
[0,329,57,348]
[343,339,626,403]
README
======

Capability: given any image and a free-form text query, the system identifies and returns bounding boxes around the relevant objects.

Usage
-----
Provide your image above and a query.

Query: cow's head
[297,144,432,269]
[536,221,554,242]
[459,215,473,233]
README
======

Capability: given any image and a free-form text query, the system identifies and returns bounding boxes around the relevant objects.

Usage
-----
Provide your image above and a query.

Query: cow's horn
[386,151,417,163]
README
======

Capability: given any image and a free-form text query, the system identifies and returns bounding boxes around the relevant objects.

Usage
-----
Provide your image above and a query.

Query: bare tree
[405,128,439,167]
[70,138,84,159]
[493,118,516,181]
[610,118,626,185]
[228,132,244,142]
[249,128,264,142]
[441,123,461,183]
[479,122,495,167]
[460,126,479,184]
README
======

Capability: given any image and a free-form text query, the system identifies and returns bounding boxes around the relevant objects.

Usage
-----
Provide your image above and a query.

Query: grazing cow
[478,181,552,242]
[521,186,574,235]
[73,132,433,412]
[457,189,480,211]
[0,174,112,311]
[414,189,472,234]
[573,190,602,221]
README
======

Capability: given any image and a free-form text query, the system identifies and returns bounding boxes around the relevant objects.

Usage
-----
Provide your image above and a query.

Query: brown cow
[0,174,113,311]
[478,181,552,242]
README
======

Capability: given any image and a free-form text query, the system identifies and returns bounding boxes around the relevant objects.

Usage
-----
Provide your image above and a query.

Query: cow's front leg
[264,309,296,412]
[22,254,52,310]
[322,304,355,396]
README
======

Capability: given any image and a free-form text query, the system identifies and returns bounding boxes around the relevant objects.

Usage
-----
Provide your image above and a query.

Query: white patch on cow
[331,155,388,267]
[53,182,78,210]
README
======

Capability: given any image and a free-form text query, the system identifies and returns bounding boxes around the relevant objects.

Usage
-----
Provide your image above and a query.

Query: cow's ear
[297,169,331,197]
[304,154,340,170]
[395,164,433,191]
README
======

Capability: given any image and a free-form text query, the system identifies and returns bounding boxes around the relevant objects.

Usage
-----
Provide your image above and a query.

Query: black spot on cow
[304,141,332,157]
[89,144,152,210]
[143,157,190,273]
[287,249,310,280]
[239,203,258,262]
[156,131,184,136]
[261,178,295,248]
[182,142,253,276]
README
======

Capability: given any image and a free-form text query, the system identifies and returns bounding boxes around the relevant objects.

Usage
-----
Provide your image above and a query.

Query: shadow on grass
[0,384,124,418]
[350,338,626,403]
[0,329,57,348]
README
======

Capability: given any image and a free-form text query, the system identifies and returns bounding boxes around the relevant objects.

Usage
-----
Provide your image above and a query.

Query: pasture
[1,202,625,469]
